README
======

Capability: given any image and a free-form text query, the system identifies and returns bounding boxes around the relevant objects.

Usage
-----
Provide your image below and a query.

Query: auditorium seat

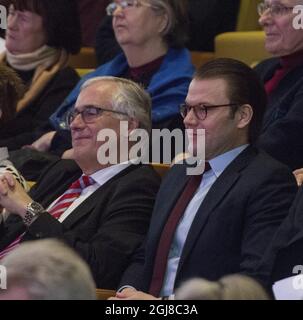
[215,31,271,66]
[96,289,116,300]
[68,47,98,69]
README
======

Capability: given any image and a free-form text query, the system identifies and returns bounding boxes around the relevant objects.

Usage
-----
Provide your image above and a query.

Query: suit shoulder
[247,150,296,183]
[116,164,162,186]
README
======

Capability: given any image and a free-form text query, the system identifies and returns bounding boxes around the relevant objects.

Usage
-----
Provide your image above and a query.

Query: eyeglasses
[180,103,239,121]
[106,0,149,16]
[257,2,295,17]
[67,105,128,126]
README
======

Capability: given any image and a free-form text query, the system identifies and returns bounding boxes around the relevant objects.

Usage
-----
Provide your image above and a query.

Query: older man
[113,58,297,300]
[255,0,303,170]
[0,76,161,289]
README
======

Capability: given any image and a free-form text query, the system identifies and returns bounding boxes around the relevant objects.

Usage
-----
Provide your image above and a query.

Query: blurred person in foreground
[0,239,96,300]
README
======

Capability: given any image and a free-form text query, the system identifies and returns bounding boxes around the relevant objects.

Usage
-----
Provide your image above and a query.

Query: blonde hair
[176,274,270,300]
[1,239,96,300]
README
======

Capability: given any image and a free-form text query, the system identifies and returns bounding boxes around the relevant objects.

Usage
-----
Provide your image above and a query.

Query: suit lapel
[62,164,139,229]
[177,147,257,273]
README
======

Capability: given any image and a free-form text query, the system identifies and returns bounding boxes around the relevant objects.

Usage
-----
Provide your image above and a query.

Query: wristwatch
[23,201,45,227]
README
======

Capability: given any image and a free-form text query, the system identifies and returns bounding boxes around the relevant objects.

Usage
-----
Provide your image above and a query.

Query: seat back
[190,51,215,69]
[236,0,262,31]
[215,31,271,66]
[76,68,95,77]
[96,289,116,300]
[68,47,98,69]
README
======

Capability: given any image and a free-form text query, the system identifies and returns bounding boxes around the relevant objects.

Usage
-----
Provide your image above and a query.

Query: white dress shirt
[46,162,131,223]
[160,145,249,296]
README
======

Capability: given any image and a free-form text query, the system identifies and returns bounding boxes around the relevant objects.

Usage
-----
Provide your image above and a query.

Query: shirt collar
[89,161,132,187]
[280,50,303,69]
[209,144,249,178]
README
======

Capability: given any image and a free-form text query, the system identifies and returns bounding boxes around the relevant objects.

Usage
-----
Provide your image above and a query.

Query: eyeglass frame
[257,2,295,17]
[106,0,151,16]
[66,105,129,127]
[180,103,240,121]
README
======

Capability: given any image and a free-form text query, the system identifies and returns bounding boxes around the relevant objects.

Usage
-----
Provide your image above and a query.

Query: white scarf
[5,45,60,71]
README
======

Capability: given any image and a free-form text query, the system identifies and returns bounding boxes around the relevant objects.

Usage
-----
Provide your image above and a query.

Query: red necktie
[0,175,95,261]
[265,65,290,96]
[149,163,211,297]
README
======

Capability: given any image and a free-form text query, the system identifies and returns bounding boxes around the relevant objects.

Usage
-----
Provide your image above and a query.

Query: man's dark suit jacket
[257,186,303,287]
[255,58,303,170]
[0,160,161,289]
[120,146,297,293]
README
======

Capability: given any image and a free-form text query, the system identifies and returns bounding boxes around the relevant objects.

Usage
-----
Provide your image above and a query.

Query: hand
[61,148,74,160]
[0,173,33,218]
[293,168,303,186]
[109,288,160,300]
[27,131,56,152]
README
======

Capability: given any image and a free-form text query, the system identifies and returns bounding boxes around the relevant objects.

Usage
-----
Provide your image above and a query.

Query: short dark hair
[9,0,81,54]
[149,0,188,48]
[195,58,267,144]
[0,64,24,124]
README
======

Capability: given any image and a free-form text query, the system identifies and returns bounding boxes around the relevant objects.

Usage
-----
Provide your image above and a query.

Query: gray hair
[147,0,175,38]
[145,0,188,48]
[176,274,270,300]
[81,76,152,134]
[0,239,96,300]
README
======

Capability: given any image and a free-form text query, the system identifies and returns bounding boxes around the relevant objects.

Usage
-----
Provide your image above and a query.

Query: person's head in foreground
[176,274,270,300]
[0,239,96,300]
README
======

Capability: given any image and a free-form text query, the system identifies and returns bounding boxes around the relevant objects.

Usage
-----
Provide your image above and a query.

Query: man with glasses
[254,0,303,170]
[113,58,297,300]
[0,76,161,290]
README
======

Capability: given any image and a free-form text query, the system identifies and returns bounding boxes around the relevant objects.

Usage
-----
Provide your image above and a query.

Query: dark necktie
[149,163,211,297]
[265,64,290,96]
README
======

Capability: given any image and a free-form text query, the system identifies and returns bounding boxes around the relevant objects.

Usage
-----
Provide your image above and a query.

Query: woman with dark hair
[0,0,81,148]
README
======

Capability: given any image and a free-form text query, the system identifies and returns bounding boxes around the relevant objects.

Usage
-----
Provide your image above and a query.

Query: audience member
[175,274,270,300]
[111,58,297,300]
[256,186,303,291]
[25,0,194,160]
[0,0,81,150]
[255,0,303,170]
[95,0,240,65]
[0,239,96,300]
[0,76,161,289]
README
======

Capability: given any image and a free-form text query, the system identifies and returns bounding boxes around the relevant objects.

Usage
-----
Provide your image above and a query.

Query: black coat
[0,160,161,289]
[255,58,303,170]
[120,147,297,293]
[0,67,79,150]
